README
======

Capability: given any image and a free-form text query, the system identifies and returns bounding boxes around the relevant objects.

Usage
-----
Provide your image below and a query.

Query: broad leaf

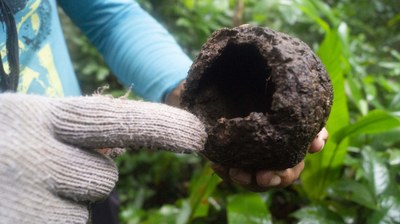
[147,205,181,224]
[346,77,368,115]
[227,193,272,224]
[332,110,400,144]
[292,205,344,224]
[361,147,391,197]
[368,196,400,224]
[301,26,350,200]
[330,180,378,210]
[388,148,400,165]
[188,164,221,219]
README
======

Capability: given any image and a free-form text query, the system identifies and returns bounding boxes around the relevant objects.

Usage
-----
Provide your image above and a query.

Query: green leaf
[176,18,192,28]
[330,180,378,210]
[296,0,330,32]
[368,196,400,224]
[176,200,192,224]
[388,148,400,166]
[227,193,272,224]
[183,0,194,10]
[332,110,400,144]
[119,207,145,224]
[325,200,358,223]
[361,147,390,197]
[346,76,367,115]
[292,205,344,224]
[301,26,349,200]
[82,63,97,75]
[146,205,181,224]
[188,164,221,219]
[96,67,110,81]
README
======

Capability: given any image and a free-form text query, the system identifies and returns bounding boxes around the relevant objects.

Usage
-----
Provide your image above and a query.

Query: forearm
[58,0,192,102]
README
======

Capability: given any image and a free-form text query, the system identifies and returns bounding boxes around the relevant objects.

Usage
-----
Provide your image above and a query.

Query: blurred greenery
[60,0,400,223]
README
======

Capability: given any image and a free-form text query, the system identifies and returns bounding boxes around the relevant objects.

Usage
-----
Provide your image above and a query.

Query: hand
[165,80,186,107]
[0,93,206,223]
[211,128,328,191]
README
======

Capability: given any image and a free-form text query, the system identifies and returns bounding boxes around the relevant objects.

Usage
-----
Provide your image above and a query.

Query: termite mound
[181,25,333,170]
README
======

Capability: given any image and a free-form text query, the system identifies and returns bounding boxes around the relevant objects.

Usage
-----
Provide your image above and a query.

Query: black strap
[0,0,19,92]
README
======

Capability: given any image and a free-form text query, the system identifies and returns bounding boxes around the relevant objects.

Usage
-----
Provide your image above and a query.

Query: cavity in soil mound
[181,25,333,171]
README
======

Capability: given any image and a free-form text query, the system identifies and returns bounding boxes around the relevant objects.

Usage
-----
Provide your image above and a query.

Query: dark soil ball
[181,25,333,171]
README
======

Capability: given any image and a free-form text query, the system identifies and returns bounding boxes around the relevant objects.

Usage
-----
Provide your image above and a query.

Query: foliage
[61,0,400,223]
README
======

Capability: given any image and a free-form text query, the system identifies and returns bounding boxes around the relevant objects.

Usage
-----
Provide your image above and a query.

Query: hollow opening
[198,43,275,122]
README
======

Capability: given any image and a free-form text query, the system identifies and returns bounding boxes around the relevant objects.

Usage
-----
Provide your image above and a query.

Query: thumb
[48,96,207,153]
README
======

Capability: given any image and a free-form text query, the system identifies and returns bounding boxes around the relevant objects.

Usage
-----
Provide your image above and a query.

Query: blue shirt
[1,0,192,101]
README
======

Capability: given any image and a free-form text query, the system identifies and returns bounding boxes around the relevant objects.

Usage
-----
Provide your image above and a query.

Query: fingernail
[316,134,326,151]
[269,175,281,186]
[319,140,325,151]
[309,138,324,153]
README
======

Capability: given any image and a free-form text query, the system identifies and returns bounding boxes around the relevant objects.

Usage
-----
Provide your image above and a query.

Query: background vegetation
[61,0,400,223]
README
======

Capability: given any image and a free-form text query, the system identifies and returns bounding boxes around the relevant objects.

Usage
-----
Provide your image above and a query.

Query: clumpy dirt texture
[181,25,333,171]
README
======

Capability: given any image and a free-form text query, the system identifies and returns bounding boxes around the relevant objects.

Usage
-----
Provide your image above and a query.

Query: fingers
[211,127,329,192]
[0,171,90,223]
[211,163,253,186]
[258,161,305,188]
[211,161,306,191]
[95,147,126,159]
[47,199,89,224]
[49,96,207,153]
[255,171,281,188]
[49,141,118,202]
[211,163,263,192]
[229,161,304,191]
[309,127,328,153]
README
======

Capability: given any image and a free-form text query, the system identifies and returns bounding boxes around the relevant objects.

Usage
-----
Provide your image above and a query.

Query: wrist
[165,80,185,108]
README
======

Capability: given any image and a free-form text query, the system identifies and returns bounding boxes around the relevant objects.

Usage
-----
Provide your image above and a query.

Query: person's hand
[211,128,328,191]
[165,80,186,107]
[0,93,206,223]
